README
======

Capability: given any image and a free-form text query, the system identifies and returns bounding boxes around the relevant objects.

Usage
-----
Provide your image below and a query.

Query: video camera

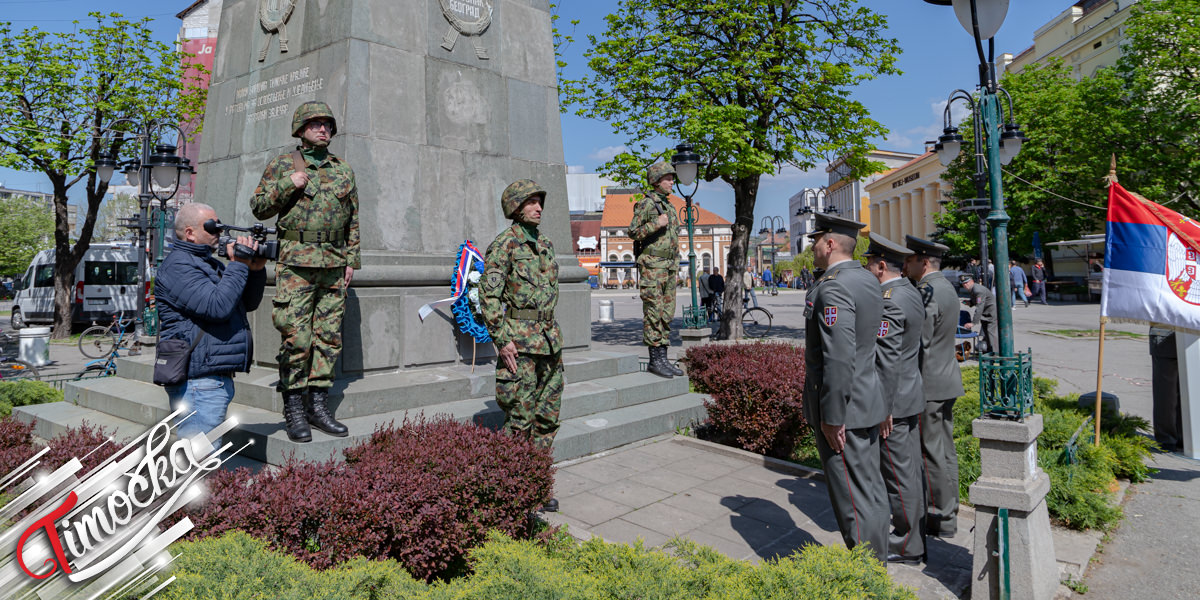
[203,219,280,261]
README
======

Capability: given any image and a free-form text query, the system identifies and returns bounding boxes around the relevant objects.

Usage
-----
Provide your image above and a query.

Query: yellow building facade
[865,152,952,244]
[1001,0,1139,78]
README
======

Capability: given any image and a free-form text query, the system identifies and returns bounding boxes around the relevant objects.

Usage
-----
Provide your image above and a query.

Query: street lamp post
[95,120,194,337]
[923,3,1054,599]
[758,216,786,293]
[670,143,707,329]
[796,188,835,253]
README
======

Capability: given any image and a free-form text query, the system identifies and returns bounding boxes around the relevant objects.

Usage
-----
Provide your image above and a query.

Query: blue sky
[0,0,1070,225]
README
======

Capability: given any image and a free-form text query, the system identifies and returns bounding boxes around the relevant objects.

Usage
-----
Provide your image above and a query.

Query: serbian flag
[1102,182,1200,333]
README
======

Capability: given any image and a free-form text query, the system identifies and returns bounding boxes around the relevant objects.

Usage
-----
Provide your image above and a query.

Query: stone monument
[194,0,589,373]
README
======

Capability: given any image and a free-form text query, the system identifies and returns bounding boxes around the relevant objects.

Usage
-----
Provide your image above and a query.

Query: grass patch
[1044,328,1145,339]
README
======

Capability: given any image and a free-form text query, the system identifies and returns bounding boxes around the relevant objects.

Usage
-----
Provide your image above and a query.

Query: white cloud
[566,164,587,174]
[587,144,628,163]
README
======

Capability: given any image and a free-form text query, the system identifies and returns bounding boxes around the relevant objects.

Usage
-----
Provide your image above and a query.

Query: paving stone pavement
[545,434,1104,600]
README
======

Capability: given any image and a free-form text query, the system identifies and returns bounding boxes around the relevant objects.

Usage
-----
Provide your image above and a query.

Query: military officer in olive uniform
[904,236,966,538]
[629,162,684,378]
[863,233,927,563]
[960,273,998,355]
[480,179,564,457]
[251,101,358,443]
[803,214,889,562]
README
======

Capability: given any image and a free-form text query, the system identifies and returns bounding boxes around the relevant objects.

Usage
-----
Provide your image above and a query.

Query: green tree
[0,13,206,336]
[562,0,900,338]
[93,192,140,242]
[0,195,54,275]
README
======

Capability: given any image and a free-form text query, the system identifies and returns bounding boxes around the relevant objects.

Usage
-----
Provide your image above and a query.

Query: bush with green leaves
[0,380,62,417]
[157,529,917,600]
[953,368,1154,531]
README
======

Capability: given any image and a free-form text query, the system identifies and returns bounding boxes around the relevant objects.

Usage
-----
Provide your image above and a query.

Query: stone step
[66,368,689,433]
[212,391,710,465]
[113,349,641,418]
[13,401,149,444]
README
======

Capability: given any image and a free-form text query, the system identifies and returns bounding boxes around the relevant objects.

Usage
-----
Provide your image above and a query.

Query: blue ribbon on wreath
[417,240,492,344]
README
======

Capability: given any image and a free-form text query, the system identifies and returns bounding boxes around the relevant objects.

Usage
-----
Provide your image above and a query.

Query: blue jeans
[1013,285,1028,305]
[166,375,235,445]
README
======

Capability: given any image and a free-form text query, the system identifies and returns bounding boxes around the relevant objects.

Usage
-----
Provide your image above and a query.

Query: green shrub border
[0,380,62,418]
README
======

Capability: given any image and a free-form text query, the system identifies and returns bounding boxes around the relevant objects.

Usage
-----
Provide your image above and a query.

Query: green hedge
[0,380,61,418]
[157,530,917,600]
[953,369,1155,530]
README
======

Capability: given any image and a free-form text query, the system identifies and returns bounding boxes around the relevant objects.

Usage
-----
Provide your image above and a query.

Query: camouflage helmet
[501,179,547,219]
[646,161,677,186]
[291,101,338,138]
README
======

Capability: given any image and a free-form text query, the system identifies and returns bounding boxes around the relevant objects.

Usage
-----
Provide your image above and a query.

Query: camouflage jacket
[481,223,561,355]
[629,190,679,266]
[250,148,361,269]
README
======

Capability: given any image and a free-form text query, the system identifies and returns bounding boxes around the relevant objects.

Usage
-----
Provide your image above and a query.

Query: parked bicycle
[0,331,40,381]
[707,296,773,339]
[79,313,140,359]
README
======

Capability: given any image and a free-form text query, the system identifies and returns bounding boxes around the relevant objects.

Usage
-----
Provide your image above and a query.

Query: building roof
[600,191,732,228]
[896,150,935,172]
[176,0,208,19]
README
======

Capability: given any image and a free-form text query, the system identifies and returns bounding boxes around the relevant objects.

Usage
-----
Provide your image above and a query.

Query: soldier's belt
[642,246,676,260]
[279,229,346,244]
[506,308,555,322]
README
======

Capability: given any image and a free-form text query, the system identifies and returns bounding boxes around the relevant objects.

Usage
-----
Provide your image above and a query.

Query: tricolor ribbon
[418,240,485,322]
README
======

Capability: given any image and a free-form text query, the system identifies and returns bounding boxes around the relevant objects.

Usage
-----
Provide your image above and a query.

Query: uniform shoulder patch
[823,306,838,326]
[484,271,504,292]
[878,320,889,337]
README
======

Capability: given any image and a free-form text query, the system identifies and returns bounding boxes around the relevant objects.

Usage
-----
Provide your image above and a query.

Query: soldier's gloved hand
[821,422,846,454]
[656,214,669,229]
[498,341,518,373]
[880,415,893,440]
[290,171,309,189]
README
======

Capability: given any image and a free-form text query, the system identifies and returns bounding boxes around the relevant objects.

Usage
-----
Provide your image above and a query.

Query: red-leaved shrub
[0,418,124,479]
[175,414,554,581]
[686,342,807,458]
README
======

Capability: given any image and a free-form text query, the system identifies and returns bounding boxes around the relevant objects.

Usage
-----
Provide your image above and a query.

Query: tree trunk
[716,174,760,340]
[51,181,78,339]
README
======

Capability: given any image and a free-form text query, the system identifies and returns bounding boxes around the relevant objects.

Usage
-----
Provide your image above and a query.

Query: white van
[11,244,143,329]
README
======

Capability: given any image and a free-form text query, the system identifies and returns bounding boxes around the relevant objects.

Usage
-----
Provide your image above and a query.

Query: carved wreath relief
[439,0,493,60]
[258,0,298,62]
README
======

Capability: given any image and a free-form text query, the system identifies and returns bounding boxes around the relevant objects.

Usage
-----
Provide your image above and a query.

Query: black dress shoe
[887,553,923,564]
[541,498,559,512]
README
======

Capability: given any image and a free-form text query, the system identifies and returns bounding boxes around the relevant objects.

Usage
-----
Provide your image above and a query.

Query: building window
[608,254,618,262]
[701,253,712,270]
[1093,40,1102,49]
[622,253,633,262]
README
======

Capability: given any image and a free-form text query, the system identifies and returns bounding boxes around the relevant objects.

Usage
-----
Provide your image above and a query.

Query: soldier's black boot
[282,390,312,443]
[305,388,349,437]
[662,346,685,377]
[647,346,674,379]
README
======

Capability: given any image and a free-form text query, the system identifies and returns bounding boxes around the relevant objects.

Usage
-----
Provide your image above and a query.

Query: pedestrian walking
[708,267,726,321]
[862,233,927,564]
[1031,259,1048,305]
[251,101,357,442]
[1010,260,1029,308]
[742,269,758,308]
[960,274,998,355]
[629,162,684,379]
[804,213,889,562]
[904,235,966,539]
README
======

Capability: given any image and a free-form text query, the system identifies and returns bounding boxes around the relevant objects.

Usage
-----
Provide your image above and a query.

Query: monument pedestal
[680,328,711,350]
[968,415,1058,600]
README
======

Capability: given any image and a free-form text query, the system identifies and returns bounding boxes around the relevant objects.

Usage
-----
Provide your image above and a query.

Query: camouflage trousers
[273,265,346,392]
[496,352,563,449]
[638,259,677,346]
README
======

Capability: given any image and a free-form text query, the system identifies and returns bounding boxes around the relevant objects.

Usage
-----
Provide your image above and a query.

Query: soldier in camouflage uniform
[629,162,683,378]
[251,101,358,443]
[481,180,565,466]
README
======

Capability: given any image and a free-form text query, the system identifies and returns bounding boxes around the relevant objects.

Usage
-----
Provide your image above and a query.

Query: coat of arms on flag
[823,306,838,326]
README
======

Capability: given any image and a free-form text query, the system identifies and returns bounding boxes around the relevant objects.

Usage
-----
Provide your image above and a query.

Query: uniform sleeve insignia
[484,271,504,292]
[823,306,838,326]
[878,320,889,337]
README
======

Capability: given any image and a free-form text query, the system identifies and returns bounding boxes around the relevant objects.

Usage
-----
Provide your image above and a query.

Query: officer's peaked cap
[806,213,866,239]
[905,235,950,258]
[861,232,913,263]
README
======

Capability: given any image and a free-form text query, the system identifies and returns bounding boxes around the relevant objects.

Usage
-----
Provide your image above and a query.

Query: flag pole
[1095,155,1118,446]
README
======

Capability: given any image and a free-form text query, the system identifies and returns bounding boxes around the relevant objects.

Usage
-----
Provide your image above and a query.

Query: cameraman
[155,203,267,441]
